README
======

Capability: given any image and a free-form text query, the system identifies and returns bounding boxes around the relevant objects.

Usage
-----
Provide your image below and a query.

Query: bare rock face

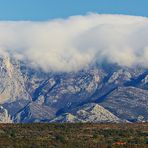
[14,102,56,123]
[50,113,78,123]
[50,103,121,123]
[100,87,148,122]
[142,75,148,84]
[108,69,132,84]
[0,53,147,123]
[0,55,30,104]
[0,106,12,123]
[73,103,121,123]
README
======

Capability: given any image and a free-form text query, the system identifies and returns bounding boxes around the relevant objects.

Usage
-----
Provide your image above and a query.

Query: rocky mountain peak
[0,55,30,103]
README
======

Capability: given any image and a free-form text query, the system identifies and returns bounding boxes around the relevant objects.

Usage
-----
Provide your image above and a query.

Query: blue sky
[0,0,148,20]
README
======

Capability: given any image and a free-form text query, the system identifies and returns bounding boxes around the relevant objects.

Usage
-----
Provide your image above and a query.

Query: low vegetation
[0,123,147,148]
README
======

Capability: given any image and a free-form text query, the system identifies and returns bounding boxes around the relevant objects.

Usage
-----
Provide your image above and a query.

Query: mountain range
[0,54,147,123]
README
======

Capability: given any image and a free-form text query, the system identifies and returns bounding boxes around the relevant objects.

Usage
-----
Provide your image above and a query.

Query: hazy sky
[0,0,148,20]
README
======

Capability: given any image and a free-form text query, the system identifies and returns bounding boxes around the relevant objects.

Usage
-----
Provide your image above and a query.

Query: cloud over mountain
[0,13,148,72]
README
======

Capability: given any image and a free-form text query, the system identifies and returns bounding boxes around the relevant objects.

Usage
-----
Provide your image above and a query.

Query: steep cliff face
[0,55,30,104]
[0,54,147,123]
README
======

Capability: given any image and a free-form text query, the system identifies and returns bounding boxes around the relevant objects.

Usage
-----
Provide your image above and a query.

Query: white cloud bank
[0,13,148,72]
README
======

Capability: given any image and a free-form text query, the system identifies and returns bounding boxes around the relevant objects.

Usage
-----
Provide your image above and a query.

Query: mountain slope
[50,103,121,123]
[0,55,30,104]
[100,86,148,122]
[0,54,147,123]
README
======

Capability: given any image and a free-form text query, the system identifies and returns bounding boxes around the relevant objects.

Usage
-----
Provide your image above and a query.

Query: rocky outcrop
[0,55,30,103]
[50,103,121,123]
[0,106,12,123]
